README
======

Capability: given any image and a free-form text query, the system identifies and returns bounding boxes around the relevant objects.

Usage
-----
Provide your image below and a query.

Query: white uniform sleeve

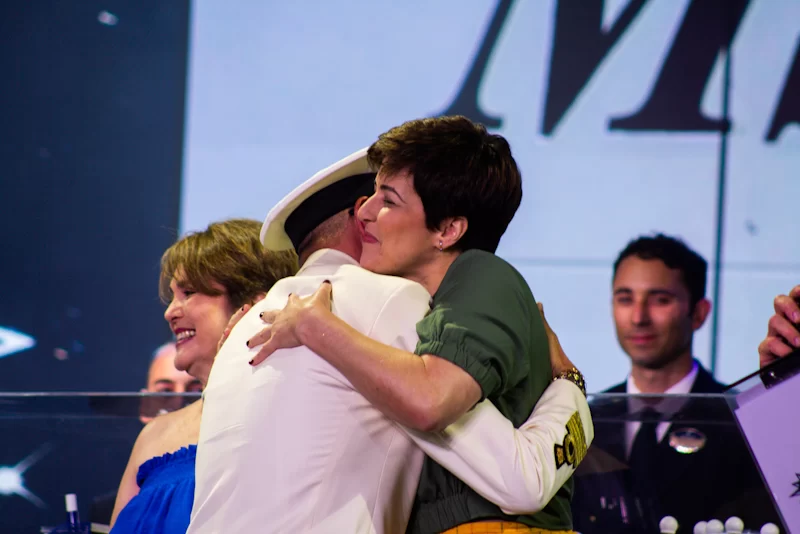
[402,379,594,514]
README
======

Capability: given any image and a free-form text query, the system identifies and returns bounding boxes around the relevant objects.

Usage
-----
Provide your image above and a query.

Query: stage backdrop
[180,0,799,390]
[0,0,189,392]
[0,1,796,530]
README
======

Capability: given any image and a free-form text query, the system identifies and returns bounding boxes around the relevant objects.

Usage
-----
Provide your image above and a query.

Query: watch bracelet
[553,367,586,397]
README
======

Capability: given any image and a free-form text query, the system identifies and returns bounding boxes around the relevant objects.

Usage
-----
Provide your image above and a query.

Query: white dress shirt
[624,361,698,458]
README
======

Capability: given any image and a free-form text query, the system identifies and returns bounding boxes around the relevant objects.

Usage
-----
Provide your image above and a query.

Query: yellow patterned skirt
[440,521,575,533]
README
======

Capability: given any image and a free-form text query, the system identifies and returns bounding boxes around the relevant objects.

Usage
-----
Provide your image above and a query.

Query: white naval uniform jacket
[188,249,593,534]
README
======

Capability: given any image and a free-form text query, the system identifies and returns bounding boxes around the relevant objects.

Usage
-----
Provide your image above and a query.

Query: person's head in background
[146,341,201,393]
[139,341,201,423]
[160,219,299,385]
[611,233,711,393]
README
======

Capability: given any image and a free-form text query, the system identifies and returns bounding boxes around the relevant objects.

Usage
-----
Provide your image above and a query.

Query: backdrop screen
[180,0,800,391]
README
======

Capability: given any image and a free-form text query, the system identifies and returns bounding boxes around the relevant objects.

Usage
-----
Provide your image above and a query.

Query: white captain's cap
[260,147,375,251]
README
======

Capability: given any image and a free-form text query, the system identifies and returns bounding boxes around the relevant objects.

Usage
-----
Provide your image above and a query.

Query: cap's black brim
[284,172,375,250]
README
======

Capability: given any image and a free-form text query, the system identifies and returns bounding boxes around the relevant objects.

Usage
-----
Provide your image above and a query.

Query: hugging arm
[403,379,593,514]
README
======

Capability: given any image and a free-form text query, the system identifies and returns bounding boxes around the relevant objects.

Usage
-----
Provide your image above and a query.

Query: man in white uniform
[189,149,592,533]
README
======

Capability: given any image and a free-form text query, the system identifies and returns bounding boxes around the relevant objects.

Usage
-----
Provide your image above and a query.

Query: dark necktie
[627,407,661,527]
[629,407,660,470]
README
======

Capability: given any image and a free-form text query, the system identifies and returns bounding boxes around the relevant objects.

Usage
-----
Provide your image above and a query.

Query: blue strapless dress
[111,445,196,534]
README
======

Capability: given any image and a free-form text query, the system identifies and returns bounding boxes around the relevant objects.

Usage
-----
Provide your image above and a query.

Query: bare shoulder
[130,400,202,468]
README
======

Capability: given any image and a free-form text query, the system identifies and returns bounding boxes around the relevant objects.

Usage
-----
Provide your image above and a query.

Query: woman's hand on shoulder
[247,281,333,366]
[217,293,267,354]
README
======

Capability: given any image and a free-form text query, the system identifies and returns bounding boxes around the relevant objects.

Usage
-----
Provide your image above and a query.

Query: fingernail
[248,359,254,366]
[793,312,800,323]
[323,279,331,284]
[246,340,250,347]
[794,337,800,347]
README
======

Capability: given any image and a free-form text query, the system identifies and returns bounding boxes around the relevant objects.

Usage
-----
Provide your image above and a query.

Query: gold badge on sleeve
[554,410,587,469]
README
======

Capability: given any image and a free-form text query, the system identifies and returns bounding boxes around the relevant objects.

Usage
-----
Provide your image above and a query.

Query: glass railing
[574,391,787,533]
[0,392,201,533]
[0,392,789,533]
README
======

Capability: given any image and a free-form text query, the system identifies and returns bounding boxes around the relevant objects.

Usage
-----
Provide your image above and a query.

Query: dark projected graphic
[0,0,190,393]
[0,2,190,530]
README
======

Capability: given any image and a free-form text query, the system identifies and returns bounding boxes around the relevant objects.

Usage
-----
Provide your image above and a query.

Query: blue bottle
[49,493,91,533]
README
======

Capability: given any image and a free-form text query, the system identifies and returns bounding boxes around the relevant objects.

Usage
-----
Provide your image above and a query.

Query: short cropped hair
[367,115,522,253]
[613,233,708,310]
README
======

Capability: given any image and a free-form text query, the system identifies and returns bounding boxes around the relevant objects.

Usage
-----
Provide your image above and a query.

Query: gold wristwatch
[553,367,586,397]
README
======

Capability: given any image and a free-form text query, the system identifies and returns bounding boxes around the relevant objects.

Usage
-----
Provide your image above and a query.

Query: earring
[438,240,443,251]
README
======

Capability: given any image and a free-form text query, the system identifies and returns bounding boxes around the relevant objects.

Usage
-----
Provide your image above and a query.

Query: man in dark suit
[572,234,783,533]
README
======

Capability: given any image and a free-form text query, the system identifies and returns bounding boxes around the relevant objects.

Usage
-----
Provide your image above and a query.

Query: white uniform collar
[296,248,360,276]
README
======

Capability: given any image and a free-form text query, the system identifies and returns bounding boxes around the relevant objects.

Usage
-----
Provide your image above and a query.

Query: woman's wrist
[553,367,587,398]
